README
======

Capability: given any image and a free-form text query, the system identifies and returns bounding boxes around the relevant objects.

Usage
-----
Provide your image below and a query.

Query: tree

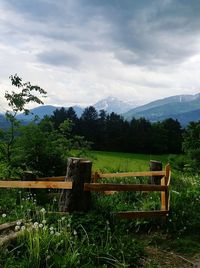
[51,107,68,130]
[129,118,152,153]
[161,118,182,153]
[0,74,46,175]
[79,106,99,147]
[182,121,200,171]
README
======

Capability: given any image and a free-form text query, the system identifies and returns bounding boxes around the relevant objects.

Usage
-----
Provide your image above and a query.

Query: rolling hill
[123,93,200,126]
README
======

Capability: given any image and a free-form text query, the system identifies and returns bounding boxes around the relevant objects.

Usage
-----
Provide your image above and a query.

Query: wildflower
[16,221,22,226]
[43,226,47,230]
[46,255,51,260]
[21,226,26,231]
[18,191,22,194]
[73,229,77,236]
[50,230,54,235]
[2,214,6,218]
[15,226,20,231]
[33,222,39,229]
[22,198,25,201]
[40,208,46,213]
[39,223,43,228]
[21,205,24,209]
[61,217,66,221]
[49,226,54,231]
[55,232,61,236]
[42,220,47,225]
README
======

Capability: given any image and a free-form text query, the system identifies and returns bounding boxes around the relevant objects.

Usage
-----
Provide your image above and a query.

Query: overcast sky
[1,0,200,110]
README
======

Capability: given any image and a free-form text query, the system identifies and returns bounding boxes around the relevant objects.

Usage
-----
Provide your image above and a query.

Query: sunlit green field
[86,150,171,172]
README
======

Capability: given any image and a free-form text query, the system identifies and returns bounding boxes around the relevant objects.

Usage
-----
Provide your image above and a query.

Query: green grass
[86,150,170,172]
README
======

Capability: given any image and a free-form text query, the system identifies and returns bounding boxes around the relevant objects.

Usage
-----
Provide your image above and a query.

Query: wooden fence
[0,164,171,219]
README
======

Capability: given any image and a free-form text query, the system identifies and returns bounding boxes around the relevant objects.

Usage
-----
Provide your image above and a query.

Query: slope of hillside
[17,105,84,121]
[124,93,200,124]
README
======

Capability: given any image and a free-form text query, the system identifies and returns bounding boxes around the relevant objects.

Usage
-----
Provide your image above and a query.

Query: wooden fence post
[149,160,163,184]
[58,157,92,212]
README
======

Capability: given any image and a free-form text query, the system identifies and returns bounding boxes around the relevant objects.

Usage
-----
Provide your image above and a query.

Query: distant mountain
[17,105,84,122]
[123,93,200,126]
[0,114,8,129]
[94,96,137,114]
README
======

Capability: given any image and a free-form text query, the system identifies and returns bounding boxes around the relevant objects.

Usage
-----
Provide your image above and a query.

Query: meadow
[0,151,200,267]
[86,150,170,172]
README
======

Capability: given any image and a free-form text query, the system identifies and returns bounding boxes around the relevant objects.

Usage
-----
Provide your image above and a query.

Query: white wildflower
[15,226,20,231]
[40,208,46,213]
[33,222,39,228]
[39,223,43,228]
[2,214,6,218]
[55,232,61,236]
[50,230,54,235]
[73,229,77,236]
[42,220,46,225]
[61,217,66,221]
[21,226,26,231]
[49,226,54,231]
[16,221,22,226]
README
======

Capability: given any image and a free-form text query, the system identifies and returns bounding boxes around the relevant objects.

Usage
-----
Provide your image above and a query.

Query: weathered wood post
[58,157,92,212]
[149,160,163,185]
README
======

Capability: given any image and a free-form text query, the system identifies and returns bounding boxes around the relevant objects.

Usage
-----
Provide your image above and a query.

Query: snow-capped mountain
[93,96,138,114]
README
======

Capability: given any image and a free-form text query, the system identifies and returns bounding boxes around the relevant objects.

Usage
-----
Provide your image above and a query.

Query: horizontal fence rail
[0,181,72,189]
[84,183,168,192]
[96,170,165,179]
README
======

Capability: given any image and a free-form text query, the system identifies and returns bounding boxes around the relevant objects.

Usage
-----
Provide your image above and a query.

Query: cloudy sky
[1,0,200,110]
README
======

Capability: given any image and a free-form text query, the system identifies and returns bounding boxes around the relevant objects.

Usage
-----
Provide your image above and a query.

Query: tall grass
[87,150,170,172]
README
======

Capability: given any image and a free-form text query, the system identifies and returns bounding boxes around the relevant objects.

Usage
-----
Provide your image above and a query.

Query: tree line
[49,106,183,154]
[1,74,200,178]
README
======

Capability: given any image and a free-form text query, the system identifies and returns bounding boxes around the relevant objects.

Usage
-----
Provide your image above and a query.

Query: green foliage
[0,193,145,267]
[167,173,200,236]
[182,121,200,172]
[88,150,170,172]
[0,74,47,176]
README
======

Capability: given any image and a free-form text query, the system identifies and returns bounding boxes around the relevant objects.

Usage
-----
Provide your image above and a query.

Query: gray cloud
[1,0,200,108]
[37,50,81,68]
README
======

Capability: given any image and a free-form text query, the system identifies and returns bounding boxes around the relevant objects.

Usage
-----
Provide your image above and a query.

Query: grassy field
[86,150,171,172]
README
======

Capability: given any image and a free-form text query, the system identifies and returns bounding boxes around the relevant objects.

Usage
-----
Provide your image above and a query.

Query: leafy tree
[0,74,46,174]
[105,112,127,151]
[79,106,99,147]
[51,107,68,130]
[182,121,200,171]
[161,118,182,153]
[129,118,152,153]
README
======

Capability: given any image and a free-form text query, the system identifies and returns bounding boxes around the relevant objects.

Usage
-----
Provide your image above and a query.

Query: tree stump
[149,160,163,185]
[58,157,92,212]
